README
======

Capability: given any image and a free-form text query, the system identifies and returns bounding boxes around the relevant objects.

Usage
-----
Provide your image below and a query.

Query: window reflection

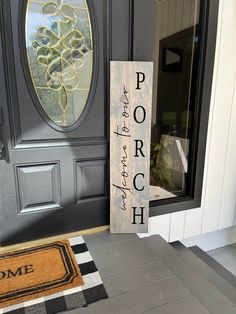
[150,0,200,201]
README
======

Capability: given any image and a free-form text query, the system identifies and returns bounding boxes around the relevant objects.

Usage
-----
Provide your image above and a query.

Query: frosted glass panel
[26,0,93,127]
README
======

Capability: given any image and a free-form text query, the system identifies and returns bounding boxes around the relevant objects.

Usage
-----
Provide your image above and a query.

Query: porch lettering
[132,207,145,224]
[136,72,145,90]
[133,106,146,124]
[134,140,145,157]
[110,61,153,233]
[133,173,145,191]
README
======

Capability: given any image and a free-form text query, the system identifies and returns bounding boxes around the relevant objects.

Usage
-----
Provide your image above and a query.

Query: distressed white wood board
[110,61,153,233]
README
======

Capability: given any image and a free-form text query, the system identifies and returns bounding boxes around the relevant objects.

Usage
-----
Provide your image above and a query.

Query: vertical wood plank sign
[110,61,153,233]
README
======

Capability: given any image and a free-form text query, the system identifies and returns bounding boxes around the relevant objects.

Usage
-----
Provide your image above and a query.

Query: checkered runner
[0,236,108,314]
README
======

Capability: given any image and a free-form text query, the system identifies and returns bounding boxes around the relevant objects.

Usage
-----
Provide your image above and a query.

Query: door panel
[15,162,61,214]
[0,0,109,245]
[75,158,107,202]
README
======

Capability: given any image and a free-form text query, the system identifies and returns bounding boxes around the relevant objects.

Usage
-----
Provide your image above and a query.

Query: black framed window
[132,0,219,215]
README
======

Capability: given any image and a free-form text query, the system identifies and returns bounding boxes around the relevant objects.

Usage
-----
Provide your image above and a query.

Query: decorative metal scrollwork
[26,0,93,128]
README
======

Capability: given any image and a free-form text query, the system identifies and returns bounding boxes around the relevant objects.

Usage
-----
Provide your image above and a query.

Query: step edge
[143,235,236,314]
[190,245,236,289]
[170,241,236,304]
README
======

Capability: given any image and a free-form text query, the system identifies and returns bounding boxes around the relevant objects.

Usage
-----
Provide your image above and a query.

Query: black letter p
[136,72,145,90]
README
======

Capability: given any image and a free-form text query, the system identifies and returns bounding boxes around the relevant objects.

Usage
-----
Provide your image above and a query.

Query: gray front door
[0,0,109,245]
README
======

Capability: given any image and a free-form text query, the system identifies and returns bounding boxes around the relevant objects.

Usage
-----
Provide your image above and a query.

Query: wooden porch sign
[110,61,153,233]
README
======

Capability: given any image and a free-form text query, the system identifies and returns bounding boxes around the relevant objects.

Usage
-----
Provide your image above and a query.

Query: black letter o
[133,106,146,124]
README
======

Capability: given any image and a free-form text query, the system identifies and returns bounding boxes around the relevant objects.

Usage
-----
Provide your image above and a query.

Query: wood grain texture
[142,296,210,314]
[88,237,160,278]
[65,276,190,314]
[110,61,153,233]
[144,235,236,314]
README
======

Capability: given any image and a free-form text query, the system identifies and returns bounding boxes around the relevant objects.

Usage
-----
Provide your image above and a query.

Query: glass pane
[150,0,200,201]
[26,0,93,127]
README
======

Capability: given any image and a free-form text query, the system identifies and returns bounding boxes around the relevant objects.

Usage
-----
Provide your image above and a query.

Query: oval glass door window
[25,0,93,128]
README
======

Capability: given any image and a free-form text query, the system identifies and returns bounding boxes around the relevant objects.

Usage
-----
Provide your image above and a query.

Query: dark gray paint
[15,163,61,214]
[0,0,110,245]
[86,237,161,278]
[84,231,138,250]
[60,232,236,314]
[191,246,236,289]
[171,241,236,305]
[133,0,156,61]
[111,0,133,61]
[62,232,216,314]
[75,159,107,202]
[103,261,173,297]
[142,296,210,314]
[144,235,236,314]
[66,277,190,314]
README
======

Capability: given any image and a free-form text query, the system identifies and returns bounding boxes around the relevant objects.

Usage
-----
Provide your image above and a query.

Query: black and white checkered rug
[0,236,108,314]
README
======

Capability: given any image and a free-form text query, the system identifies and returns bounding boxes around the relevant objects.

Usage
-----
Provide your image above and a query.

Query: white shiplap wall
[148,0,236,241]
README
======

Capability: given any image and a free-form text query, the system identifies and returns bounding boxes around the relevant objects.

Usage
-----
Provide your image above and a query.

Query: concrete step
[144,235,236,314]
[190,245,236,289]
[170,241,236,305]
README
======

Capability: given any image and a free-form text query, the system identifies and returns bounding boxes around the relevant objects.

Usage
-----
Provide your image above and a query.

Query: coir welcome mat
[0,236,108,314]
[0,240,83,309]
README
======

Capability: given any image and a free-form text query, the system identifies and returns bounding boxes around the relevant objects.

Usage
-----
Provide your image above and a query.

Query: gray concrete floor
[208,243,236,276]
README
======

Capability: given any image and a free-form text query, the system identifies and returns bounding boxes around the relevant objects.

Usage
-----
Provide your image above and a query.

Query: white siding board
[137,218,151,238]
[184,208,203,238]
[202,0,236,233]
[219,74,236,229]
[169,211,186,241]
[149,214,171,241]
